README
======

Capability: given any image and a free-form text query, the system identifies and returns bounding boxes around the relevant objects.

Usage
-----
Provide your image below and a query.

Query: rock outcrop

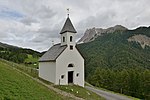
[78,25,127,43]
[128,34,150,49]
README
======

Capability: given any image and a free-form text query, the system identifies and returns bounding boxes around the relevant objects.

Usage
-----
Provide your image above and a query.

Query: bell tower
[60,9,77,47]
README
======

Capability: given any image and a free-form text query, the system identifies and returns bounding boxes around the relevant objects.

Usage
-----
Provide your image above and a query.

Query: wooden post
[120,88,123,94]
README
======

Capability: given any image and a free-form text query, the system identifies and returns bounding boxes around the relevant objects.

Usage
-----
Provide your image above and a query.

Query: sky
[0,0,150,52]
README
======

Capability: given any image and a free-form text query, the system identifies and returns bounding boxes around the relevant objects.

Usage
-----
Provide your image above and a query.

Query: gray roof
[39,44,67,62]
[60,17,77,34]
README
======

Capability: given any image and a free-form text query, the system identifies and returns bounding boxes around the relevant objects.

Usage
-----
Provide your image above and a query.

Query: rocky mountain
[77,26,150,76]
[78,25,128,43]
[128,34,150,49]
[77,26,150,99]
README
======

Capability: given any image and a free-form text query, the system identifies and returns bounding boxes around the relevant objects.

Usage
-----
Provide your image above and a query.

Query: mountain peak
[113,25,128,30]
[78,25,128,43]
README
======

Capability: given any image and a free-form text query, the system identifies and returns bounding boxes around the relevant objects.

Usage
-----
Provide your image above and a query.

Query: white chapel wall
[56,47,84,87]
[39,62,56,83]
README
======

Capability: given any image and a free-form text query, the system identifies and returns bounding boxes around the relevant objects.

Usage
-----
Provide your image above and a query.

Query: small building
[39,16,84,87]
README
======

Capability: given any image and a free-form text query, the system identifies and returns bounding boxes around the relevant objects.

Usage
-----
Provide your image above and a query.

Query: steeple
[60,16,77,46]
[60,17,77,34]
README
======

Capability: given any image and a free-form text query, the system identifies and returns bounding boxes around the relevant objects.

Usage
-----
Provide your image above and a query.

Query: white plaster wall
[39,62,56,83]
[56,47,84,87]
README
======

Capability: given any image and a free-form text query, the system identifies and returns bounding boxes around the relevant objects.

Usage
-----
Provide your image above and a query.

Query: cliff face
[78,25,128,43]
[128,34,150,49]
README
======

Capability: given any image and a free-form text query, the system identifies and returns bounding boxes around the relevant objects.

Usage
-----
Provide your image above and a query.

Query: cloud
[21,17,39,25]
[0,0,150,52]
[0,6,24,20]
[35,5,56,19]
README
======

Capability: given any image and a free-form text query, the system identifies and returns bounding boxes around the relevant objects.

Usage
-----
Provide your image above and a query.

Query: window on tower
[70,36,73,42]
[63,37,65,42]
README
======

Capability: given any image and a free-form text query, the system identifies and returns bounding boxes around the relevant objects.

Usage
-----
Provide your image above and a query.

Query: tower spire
[60,9,76,34]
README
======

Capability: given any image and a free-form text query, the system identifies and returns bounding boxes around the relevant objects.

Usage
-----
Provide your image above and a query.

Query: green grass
[0,61,64,100]
[0,59,38,78]
[25,54,38,63]
[54,85,105,100]
[24,54,39,68]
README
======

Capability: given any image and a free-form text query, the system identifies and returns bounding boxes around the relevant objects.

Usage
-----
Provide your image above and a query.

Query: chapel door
[68,71,73,83]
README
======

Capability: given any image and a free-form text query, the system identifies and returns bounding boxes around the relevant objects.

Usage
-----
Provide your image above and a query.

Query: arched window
[68,64,73,67]
[70,36,73,42]
[63,37,65,42]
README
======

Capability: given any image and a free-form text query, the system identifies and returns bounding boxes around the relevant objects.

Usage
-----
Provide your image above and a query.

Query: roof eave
[75,45,85,59]
[60,30,77,34]
[39,60,56,62]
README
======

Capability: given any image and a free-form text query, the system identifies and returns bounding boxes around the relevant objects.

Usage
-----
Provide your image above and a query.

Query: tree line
[0,48,28,63]
[0,47,41,63]
[88,67,150,99]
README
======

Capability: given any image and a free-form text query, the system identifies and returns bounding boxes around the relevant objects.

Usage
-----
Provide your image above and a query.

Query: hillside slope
[77,26,150,99]
[0,60,63,100]
[77,26,150,76]
[0,42,19,48]
[0,42,41,65]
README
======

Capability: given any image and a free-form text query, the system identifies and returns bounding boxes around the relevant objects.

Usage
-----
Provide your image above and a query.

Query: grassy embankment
[0,59,105,100]
[0,60,65,100]
[55,85,105,100]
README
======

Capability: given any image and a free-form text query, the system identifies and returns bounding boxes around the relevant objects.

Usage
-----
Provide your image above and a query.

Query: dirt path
[86,86,132,100]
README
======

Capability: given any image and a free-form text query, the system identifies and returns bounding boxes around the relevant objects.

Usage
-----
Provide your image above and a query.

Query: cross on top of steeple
[67,8,70,17]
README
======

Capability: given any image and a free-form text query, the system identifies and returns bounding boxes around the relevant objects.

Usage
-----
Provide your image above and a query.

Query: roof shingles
[60,17,77,34]
[39,44,67,62]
